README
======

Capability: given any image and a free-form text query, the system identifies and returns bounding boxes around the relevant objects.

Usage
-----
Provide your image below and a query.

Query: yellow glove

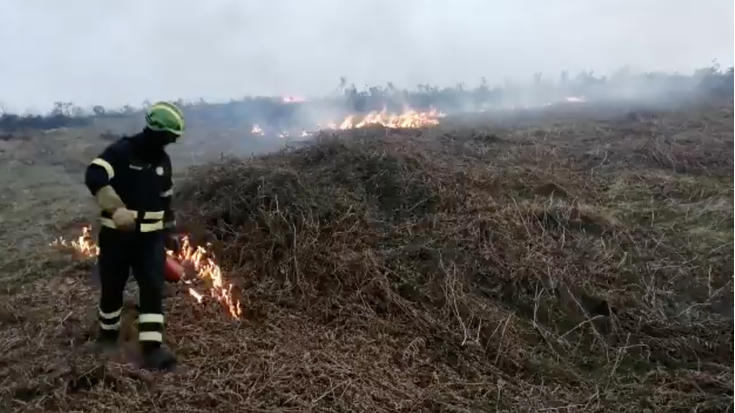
[95,186,136,231]
[111,208,136,231]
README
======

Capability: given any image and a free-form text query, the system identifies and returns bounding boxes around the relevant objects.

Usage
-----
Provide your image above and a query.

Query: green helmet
[145,101,185,136]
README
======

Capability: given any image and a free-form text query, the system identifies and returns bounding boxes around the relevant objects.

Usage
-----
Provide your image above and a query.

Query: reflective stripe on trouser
[138,313,164,343]
[99,307,122,330]
[98,228,166,344]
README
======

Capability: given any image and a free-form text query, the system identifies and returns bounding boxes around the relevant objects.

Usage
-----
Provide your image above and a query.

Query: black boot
[93,328,119,355]
[140,343,177,371]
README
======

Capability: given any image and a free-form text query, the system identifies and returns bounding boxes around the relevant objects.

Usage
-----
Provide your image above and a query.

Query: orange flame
[51,226,100,257]
[52,226,242,319]
[188,287,204,303]
[257,107,444,139]
[169,237,242,318]
[326,107,443,130]
[252,99,587,139]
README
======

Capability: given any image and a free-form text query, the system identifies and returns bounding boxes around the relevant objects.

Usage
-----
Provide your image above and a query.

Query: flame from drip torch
[51,226,242,319]
[167,237,242,318]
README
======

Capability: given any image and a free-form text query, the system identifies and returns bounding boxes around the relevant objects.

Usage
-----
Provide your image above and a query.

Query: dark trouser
[97,227,166,351]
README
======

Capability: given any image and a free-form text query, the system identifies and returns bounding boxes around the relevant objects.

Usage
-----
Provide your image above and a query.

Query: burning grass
[50,227,242,319]
[251,107,445,139]
[1,101,733,412]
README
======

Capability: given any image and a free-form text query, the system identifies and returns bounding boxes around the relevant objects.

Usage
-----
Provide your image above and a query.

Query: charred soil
[1,101,733,412]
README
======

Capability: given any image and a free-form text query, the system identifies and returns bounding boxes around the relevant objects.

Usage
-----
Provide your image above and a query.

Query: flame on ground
[251,107,444,138]
[323,107,443,130]
[168,237,242,318]
[52,227,100,257]
[51,226,242,319]
[250,98,590,139]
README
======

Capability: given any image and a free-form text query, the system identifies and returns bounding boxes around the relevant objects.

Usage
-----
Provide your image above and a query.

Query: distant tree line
[1,65,732,132]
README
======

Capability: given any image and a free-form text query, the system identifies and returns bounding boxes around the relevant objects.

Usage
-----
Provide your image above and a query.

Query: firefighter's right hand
[111,208,136,231]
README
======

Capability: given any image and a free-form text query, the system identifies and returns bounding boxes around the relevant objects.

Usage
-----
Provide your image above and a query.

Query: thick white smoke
[0,0,732,112]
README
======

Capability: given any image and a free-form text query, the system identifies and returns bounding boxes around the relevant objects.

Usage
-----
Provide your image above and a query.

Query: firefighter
[84,101,184,371]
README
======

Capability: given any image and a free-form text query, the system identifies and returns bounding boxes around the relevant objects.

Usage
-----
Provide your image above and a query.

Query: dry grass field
[0,98,732,412]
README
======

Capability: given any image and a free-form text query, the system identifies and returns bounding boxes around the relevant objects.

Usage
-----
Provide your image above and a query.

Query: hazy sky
[0,0,732,111]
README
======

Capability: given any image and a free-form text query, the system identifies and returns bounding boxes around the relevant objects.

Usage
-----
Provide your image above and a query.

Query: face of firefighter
[133,129,177,161]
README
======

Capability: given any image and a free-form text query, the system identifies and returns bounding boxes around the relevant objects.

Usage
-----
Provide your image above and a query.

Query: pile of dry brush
[174,119,733,411]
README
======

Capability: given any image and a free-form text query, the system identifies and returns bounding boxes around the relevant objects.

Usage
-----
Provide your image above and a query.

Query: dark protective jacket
[84,134,175,232]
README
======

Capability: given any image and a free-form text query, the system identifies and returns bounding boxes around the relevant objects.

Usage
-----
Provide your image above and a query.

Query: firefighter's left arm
[161,153,176,229]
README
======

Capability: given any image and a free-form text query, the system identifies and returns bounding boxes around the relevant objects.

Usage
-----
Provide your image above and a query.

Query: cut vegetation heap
[175,102,733,411]
[1,100,733,412]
